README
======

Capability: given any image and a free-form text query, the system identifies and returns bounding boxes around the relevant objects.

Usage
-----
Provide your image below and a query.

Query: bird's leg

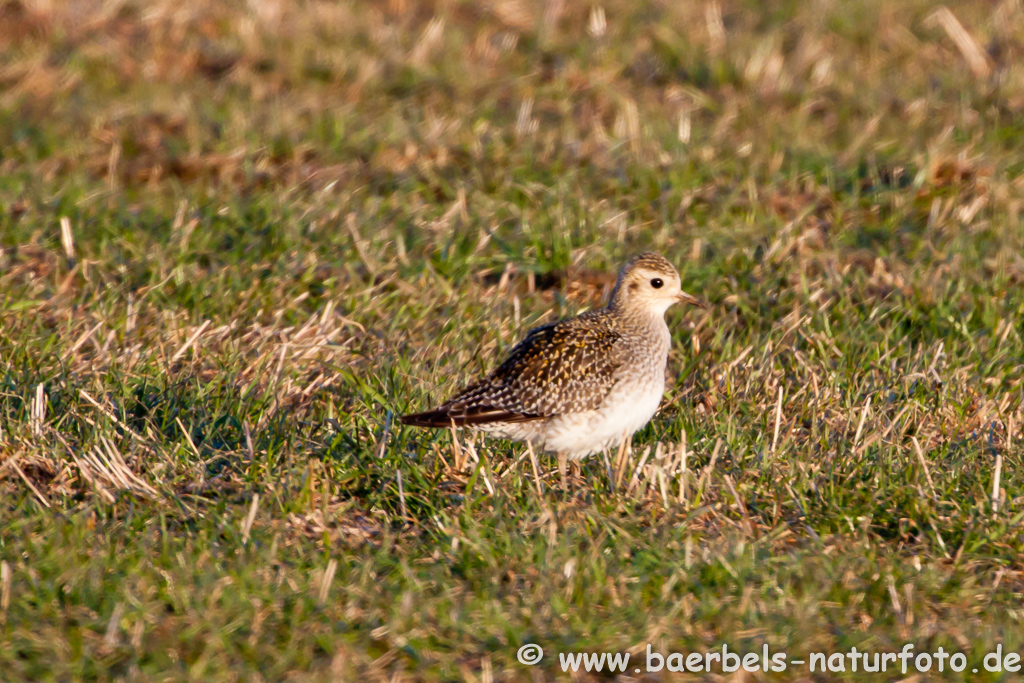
[558,451,568,491]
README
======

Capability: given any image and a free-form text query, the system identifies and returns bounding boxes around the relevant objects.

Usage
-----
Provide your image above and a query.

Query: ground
[2,0,1024,680]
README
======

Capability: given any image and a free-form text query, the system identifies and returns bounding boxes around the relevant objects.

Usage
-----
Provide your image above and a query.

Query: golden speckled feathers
[400,309,625,427]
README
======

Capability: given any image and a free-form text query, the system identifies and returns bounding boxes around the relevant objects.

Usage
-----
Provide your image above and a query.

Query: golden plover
[400,253,702,460]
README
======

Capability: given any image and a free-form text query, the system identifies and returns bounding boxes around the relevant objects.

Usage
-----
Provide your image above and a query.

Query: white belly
[542,374,666,459]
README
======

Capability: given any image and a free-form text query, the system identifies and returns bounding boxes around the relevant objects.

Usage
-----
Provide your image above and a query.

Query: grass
[2,0,1024,679]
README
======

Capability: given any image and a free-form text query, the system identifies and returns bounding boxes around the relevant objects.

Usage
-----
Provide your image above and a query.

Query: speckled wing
[400,311,624,427]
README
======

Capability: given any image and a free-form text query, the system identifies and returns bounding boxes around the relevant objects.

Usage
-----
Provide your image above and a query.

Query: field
[3,0,1024,679]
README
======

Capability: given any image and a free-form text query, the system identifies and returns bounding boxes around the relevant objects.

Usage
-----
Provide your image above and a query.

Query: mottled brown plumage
[401,252,702,459]
[402,309,625,426]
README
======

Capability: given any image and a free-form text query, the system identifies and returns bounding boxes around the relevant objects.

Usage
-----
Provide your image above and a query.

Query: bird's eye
[650,278,664,289]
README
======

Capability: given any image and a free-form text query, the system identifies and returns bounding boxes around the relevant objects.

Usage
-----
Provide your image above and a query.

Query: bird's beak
[676,290,706,307]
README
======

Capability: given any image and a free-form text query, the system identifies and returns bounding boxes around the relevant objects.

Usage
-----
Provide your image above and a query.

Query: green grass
[3,0,1024,680]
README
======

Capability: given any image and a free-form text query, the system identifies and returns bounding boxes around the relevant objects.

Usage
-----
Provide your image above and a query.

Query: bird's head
[609,252,703,317]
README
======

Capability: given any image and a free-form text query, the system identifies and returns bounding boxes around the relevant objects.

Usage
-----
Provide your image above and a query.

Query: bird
[400,252,703,462]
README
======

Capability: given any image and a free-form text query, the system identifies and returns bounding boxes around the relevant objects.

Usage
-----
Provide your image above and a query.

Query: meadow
[2,0,1024,679]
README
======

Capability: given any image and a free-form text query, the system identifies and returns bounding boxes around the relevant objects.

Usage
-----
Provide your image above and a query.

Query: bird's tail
[399,406,541,428]
[398,410,458,428]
